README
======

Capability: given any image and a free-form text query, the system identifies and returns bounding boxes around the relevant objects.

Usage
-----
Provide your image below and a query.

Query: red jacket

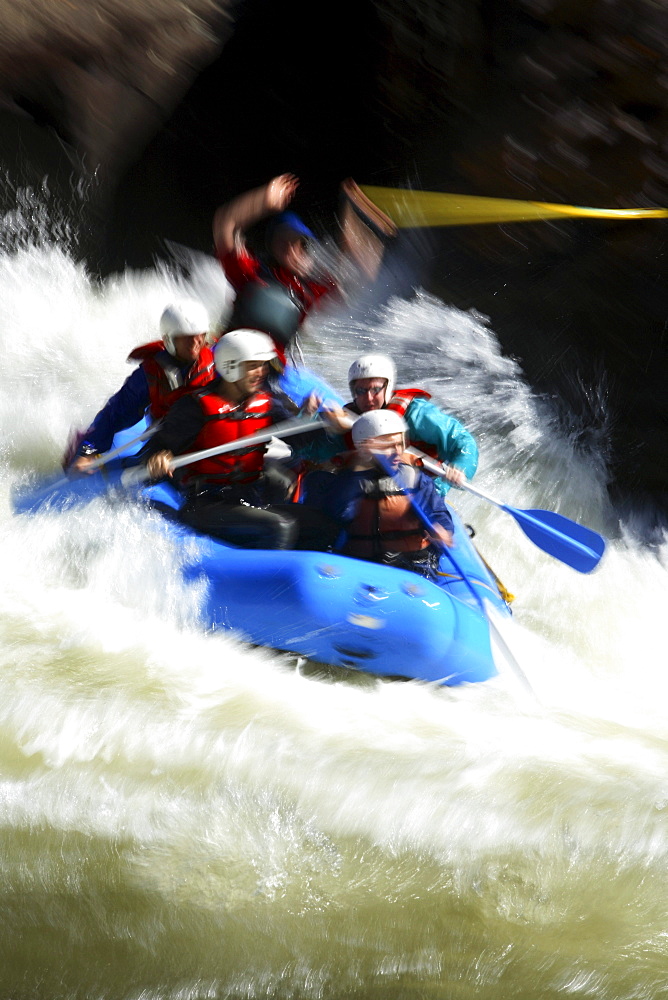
[385,388,439,459]
[178,386,274,488]
[127,341,215,420]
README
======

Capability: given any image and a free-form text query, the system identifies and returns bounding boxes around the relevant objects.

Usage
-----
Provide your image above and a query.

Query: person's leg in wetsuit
[179,493,298,549]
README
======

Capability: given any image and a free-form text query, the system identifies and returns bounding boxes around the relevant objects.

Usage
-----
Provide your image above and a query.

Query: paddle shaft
[168,416,327,471]
[407,447,507,511]
[88,424,158,470]
[29,424,161,501]
[360,186,668,228]
[406,447,604,572]
[121,415,328,485]
[135,364,342,474]
[374,451,537,696]
[373,453,485,612]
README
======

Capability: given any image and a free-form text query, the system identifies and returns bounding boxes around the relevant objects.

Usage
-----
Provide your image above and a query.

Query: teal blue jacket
[300,392,479,495]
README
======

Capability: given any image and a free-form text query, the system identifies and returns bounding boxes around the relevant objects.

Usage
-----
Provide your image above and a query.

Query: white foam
[1,205,667,879]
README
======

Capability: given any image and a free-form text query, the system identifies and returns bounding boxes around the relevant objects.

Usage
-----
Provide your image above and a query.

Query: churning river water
[1,203,667,1000]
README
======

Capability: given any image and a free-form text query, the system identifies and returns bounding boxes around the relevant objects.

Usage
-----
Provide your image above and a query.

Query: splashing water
[1,197,667,1000]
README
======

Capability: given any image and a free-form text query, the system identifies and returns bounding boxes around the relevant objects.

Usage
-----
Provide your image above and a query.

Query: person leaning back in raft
[212,173,398,368]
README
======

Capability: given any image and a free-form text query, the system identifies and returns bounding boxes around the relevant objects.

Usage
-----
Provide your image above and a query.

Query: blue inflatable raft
[13,462,511,686]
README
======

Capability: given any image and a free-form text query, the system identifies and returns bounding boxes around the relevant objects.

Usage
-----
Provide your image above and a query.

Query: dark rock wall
[371,0,668,518]
[98,0,387,267]
[0,0,231,182]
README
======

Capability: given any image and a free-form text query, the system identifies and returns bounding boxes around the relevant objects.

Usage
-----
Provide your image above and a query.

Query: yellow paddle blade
[360,186,668,228]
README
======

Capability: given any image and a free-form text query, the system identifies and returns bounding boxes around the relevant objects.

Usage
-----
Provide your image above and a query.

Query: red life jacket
[342,389,438,458]
[386,387,431,414]
[179,386,274,488]
[342,462,430,561]
[386,388,439,459]
[127,341,216,420]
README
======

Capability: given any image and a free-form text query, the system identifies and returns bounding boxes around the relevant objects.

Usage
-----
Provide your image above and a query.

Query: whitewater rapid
[1,223,668,999]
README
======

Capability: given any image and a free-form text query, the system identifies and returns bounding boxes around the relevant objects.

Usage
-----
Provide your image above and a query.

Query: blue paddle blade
[12,472,100,515]
[108,416,150,456]
[276,364,344,410]
[506,505,606,573]
[12,463,128,516]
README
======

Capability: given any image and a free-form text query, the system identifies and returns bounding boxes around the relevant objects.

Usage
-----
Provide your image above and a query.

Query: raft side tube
[179,538,498,684]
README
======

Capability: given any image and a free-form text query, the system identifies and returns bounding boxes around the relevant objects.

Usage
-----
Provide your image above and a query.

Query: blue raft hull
[13,467,511,686]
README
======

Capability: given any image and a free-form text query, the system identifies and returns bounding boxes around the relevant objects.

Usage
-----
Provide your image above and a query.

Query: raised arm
[338,178,398,282]
[213,173,300,257]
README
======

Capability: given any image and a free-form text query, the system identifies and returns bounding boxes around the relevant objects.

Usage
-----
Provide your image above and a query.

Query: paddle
[372,451,536,697]
[14,356,344,514]
[407,447,606,574]
[359,186,668,228]
[121,415,329,485]
[371,452,488,611]
[276,364,344,411]
[339,177,399,281]
[12,424,161,516]
[84,424,158,470]
[14,415,332,514]
[81,363,341,476]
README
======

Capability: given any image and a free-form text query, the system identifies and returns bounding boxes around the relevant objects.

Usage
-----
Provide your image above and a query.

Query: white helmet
[348,353,396,402]
[351,409,408,447]
[214,329,277,382]
[160,299,210,354]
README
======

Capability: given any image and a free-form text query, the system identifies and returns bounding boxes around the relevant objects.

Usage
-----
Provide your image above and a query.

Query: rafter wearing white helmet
[159,298,211,355]
[214,329,277,383]
[347,354,396,405]
[351,409,408,448]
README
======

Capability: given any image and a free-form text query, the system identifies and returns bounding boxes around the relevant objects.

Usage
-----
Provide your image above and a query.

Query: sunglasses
[353,385,385,397]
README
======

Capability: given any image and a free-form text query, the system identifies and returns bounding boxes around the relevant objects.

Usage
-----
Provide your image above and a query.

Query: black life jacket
[227,261,305,347]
